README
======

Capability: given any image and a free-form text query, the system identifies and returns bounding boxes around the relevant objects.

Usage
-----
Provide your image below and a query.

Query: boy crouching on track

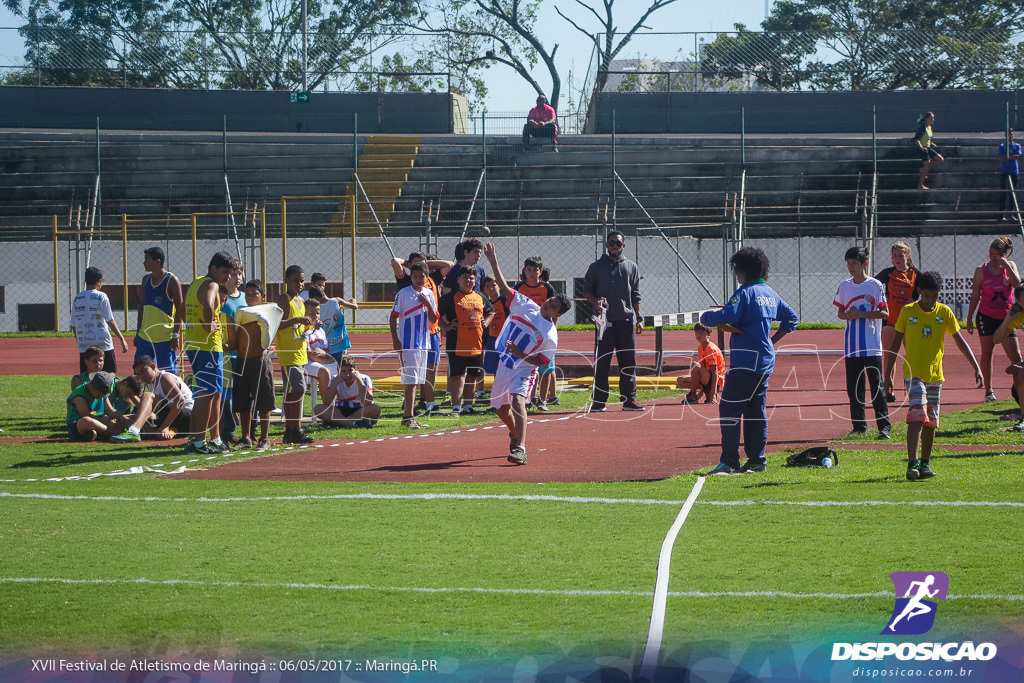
[483,241,572,465]
[884,271,982,481]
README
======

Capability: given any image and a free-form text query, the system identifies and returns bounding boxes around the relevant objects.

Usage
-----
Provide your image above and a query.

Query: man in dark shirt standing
[583,230,645,412]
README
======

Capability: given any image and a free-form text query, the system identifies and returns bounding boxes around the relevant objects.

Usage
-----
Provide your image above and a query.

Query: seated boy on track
[677,322,725,404]
[483,241,571,465]
[884,271,983,481]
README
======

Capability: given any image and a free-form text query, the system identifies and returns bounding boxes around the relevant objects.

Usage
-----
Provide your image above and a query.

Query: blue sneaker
[708,462,739,475]
[110,430,141,443]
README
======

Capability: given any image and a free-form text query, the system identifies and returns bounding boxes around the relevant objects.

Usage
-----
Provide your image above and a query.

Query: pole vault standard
[613,171,720,307]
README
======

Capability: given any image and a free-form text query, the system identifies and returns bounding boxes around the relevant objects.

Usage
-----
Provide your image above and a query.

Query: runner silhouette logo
[882,571,949,635]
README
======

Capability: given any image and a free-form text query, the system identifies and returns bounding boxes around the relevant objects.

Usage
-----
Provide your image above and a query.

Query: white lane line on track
[2,491,1021,507]
[638,475,705,682]
[1,577,1019,601]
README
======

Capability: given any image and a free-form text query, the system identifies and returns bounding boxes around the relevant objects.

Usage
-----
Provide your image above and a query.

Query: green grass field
[1,375,1022,681]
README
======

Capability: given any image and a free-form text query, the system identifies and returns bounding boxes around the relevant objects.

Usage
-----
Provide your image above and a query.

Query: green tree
[2,0,418,89]
[700,0,1024,91]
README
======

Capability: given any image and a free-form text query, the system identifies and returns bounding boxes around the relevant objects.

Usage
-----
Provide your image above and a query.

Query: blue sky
[0,1,771,112]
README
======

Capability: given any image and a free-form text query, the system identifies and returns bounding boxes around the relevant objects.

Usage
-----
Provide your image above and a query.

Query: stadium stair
[328,135,421,237]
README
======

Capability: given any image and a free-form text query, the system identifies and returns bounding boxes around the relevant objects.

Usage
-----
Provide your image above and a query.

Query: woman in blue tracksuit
[701,247,799,474]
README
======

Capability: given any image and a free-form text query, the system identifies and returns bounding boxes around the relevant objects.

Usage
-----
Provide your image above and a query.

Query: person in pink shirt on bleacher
[522,95,558,152]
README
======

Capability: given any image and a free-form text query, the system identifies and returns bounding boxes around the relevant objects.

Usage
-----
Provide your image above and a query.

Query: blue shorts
[427,332,441,367]
[483,336,499,375]
[186,349,224,395]
[538,355,556,375]
[135,338,177,373]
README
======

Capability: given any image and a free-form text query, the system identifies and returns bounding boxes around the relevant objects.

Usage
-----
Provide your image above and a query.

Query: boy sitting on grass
[66,372,145,441]
[677,322,725,404]
[70,346,106,391]
[314,356,381,428]
[884,271,983,481]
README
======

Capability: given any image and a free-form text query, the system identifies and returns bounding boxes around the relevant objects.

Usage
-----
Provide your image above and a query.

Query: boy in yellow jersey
[884,271,982,481]
[179,251,234,454]
[275,265,315,444]
[133,246,184,372]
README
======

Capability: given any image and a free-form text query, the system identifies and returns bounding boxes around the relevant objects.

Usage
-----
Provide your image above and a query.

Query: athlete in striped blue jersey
[390,263,438,429]
[834,246,891,438]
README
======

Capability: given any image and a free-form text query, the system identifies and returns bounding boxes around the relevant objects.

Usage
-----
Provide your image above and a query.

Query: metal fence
[1,104,1022,333]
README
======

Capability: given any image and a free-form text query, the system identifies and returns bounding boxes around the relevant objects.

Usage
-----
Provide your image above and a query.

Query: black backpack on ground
[785,446,838,468]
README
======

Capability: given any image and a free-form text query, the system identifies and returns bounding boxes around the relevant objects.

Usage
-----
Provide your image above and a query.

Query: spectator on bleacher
[701,247,799,475]
[876,241,921,403]
[966,237,1022,402]
[677,323,724,405]
[275,265,315,444]
[998,130,1021,221]
[392,252,449,414]
[834,246,891,439]
[439,266,494,416]
[516,257,557,411]
[913,112,943,190]
[522,95,558,152]
[134,246,183,373]
[71,266,129,376]
[391,263,439,429]
[584,230,645,413]
[300,272,327,301]
[180,251,234,454]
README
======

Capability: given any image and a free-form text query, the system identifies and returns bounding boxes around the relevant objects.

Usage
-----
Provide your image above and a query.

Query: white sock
[210,437,223,445]
[128,425,141,436]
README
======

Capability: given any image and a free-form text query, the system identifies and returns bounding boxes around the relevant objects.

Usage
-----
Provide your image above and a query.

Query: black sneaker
[283,428,315,444]
[885,391,897,403]
[917,463,936,479]
[906,462,920,481]
[878,425,891,440]
[507,446,527,465]
[589,403,606,413]
[622,400,646,411]
[739,460,766,473]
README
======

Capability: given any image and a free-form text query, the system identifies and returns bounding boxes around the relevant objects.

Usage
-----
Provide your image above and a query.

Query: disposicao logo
[831,571,998,663]
[883,571,948,635]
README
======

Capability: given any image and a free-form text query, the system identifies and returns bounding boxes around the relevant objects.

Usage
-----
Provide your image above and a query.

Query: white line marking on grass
[2,491,1023,508]
[2,577,1018,601]
[639,475,706,682]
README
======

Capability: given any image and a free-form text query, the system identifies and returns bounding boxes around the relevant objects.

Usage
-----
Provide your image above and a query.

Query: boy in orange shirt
[438,267,495,415]
[677,323,725,404]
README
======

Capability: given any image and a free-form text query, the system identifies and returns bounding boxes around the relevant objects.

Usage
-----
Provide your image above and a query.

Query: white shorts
[400,349,428,385]
[304,361,336,381]
[490,367,537,408]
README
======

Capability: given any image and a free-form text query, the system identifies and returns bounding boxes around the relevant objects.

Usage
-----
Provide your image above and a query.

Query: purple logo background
[882,571,949,635]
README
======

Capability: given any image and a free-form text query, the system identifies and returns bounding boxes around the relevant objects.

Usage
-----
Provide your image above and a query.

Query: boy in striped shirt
[834,246,892,439]
[390,263,439,429]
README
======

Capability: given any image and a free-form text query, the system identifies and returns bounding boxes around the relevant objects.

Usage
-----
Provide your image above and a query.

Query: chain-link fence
[2,103,1022,333]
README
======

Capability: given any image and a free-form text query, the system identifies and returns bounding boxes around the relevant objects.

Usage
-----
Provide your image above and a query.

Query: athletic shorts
[427,332,441,367]
[134,338,177,373]
[234,354,276,415]
[447,352,484,378]
[67,420,90,441]
[538,355,556,375]
[186,350,223,395]
[483,337,499,375]
[334,403,362,418]
[490,366,538,408]
[282,365,306,394]
[905,377,942,427]
[152,401,193,433]
[400,349,428,385]
[304,361,336,381]
[919,147,940,162]
[976,312,1015,337]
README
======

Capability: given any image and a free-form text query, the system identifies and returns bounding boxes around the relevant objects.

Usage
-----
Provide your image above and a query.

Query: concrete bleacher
[0,128,1015,241]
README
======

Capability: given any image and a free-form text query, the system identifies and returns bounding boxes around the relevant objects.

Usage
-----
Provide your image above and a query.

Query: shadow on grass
[9,443,183,469]
[933,449,1013,460]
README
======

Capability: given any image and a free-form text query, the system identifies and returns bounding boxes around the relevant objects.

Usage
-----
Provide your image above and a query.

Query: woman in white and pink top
[966,237,1022,401]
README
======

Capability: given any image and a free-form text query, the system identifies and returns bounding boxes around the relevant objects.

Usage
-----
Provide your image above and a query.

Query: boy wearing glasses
[583,231,645,412]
